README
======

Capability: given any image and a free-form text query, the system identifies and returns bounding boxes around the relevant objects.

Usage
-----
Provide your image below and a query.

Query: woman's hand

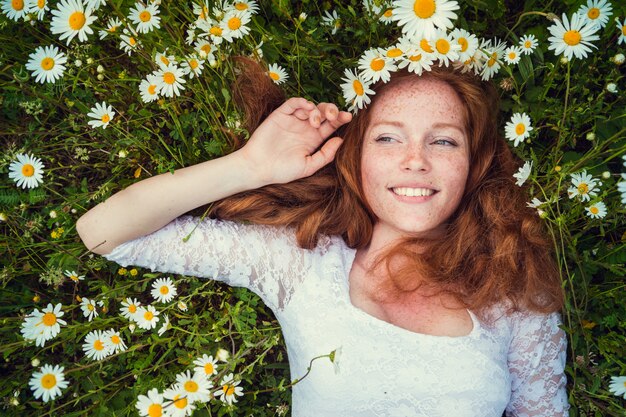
[237,98,352,186]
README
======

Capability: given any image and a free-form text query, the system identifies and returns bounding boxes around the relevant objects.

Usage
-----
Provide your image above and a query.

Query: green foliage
[0,0,625,416]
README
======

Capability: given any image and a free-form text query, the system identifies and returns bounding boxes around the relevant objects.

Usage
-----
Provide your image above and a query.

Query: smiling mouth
[391,187,437,197]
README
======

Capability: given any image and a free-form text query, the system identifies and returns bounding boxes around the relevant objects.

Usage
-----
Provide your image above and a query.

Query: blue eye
[375,136,396,143]
[432,138,457,146]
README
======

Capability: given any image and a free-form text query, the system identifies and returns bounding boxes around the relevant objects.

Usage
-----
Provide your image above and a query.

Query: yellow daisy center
[189,59,199,69]
[148,85,157,95]
[37,0,44,8]
[210,26,222,36]
[515,123,526,135]
[370,58,385,71]
[458,37,468,52]
[524,40,532,48]
[108,25,118,33]
[42,312,57,326]
[70,275,78,281]
[201,44,212,54]
[173,395,187,409]
[129,304,137,313]
[577,183,589,194]
[383,9,392,18]
[508,51,517,59]
[413,0,435,19]
[589,206,599,214]
[563,30,581,46]
[111,335,121,344]
[144,311,154,321]
[204,363,214,374]
[409,53,422,61]
[160,56,169,66]
[622,25,626,36]
[234,2,248,10]
[420,38,433,53]
[94,340,104,351]
[386,48,402,58]
[159,286,169,295]
[69,11,86,31]
[223,384,235,396]
[269,71,280,80]
[487,56,497,67]
[41,373,57,389]
[22,163,35,177]
[435,39,450,54]
[587,8,599,19]
[101,114,110,123]
[41,57,55,70]
[184,381,199,392]
[12,0,24,11]
[129,37,136,46]
[163,72,175,84]
[139,10,151,22]
[352,79,364,96]
[87,303,94,311]
[228,17,241,30]
[148,404,162,417]
[199,6,208,19]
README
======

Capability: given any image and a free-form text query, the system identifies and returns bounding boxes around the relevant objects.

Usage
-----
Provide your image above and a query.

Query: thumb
[303,136,344,177]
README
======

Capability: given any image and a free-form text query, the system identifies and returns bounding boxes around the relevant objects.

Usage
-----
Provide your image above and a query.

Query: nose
[401,143,430,172]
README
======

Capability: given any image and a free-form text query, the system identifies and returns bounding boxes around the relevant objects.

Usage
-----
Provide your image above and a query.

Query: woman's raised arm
[76,98,352,255]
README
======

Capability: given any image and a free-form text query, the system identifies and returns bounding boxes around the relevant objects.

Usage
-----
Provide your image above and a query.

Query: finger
[293,108,311,120]
[278,97,316,115]
[316,103,339,121]
[308,109,322,128]
[318,111,353,139]
[303,136,344,177]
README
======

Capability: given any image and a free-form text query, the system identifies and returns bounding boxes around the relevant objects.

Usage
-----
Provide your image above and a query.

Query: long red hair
[209,57,564,315]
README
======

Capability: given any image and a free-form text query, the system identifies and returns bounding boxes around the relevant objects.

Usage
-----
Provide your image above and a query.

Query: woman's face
[360,76,470,244]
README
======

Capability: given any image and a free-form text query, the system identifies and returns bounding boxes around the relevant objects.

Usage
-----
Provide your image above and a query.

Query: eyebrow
[369,120,465,133]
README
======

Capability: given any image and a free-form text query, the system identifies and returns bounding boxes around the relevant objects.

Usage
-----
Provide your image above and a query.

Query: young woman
[77,62,568,416]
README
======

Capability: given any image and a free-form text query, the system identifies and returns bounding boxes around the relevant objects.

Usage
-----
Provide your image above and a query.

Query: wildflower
[177,300,188,311]
[157,314,170,336]
[380,8,394,24]
[118,267,127,275]
[215,373,244,405]
[586,132,596,141]
[163,385,196,417]
[617,18,626,45]
[21,303,66,347]
[64,270,84,283]
[321,9,340,34]
[216,348,230,362]
[83,329,110,360]
[9,153,45,189]
[99,17,122,39]
[608,376,626,399]
[397,44,435,76]
[513,161,533,186]
[120,27,141,55]
[431,29,461,67]
[267,63,289,85]
[27,0,49,20]
[504,112,533,147]
[221,9,251,42]
[391,0,460,40]
[136,388,165,417]
[232,0,259,14]
[151,277,178,303]
[181,55,204,78]
[577,0,612,29]
[194,354,218,377]
[155,50,176,69]
[120,297,141,321]
[480,38,507,81]
[617,174,626,204]
[449,28,478,62]
[504,46,523,65]
[25,45,68,84]
[194,39,216,62]
[128,1,160,33]
[547,13,600,60]
[568,170,601,201]
[341,68,375,113]
[29,364,69,403]
[102,328,126,354]
[135,305,160,330]
[362,0,383,15]
[32,358,40,367]
[87,101,115,129]
[613,53,625,65]
[154,64,186,98]
[175,370,212,403]
[585,201,607,219]
[139,74,160,103]
[606,83,617,93]
[80,297,99,321]
[298,11,307,21]
[358,48,397,83]
[50,0,97,45]
[519,34,538,54]
[2,0,29,20]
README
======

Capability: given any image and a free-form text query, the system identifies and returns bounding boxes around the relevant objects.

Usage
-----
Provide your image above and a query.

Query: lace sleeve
[505,311,569,417]
[104,216,307,311]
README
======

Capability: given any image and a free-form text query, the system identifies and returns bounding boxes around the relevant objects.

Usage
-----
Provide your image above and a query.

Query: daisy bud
[613,53,625,65]
[129,323,136,333]
[560,56,569,65]
[606,83,617,93]
[9,398,19,406]
[49,210,57,218]
[96,65,104,73]
[74,59,82,67]
[86,58,94,65]
[71,208,76,214]
[545,13,559,22]
[216,348,230,362]
[31,358,40,367]
[0,212,7,221]
[586,132,596,141]
[97,74,104,81]
[602,171,610,179]
[298,12,307,21]
[24,14,31,21]
[118,150,128,158]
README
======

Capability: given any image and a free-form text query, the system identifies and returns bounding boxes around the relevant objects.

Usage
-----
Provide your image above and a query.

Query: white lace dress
[105,216,569,417]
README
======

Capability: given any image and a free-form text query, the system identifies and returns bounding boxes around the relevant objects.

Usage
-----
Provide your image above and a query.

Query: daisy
[50,0,97,45]
[21,303,66,346]
[2,0,29,21]
[102,328,127,353]
[80,297,99,321]
[120,297,141,320]
[82,329,110,360]
[177,300,188,311]
[609,376,626,399]
[362,0,382,15]
[504,45,522,65]
[9,153,45,189]
[157,314,170,336]
[136,388,165,417]
[513,160,533,186]
[163,385,196,417]
[430,29,461,66]
[151,277,178,303]
[64,270,85,282]
[526,198,546,216]
[585,201,607,219]
[155,50,176,69]
[193,354,218,377]
[192,0,209,21]
[120,27,141,55]
[139,74,160,103]
[504,112,532,147]
[27,0,49,20]
[135,305,160,330]
[232,0,258,14]
[341,68,375,113]
[87,101,115,129]
[617,18,626,45]
[220,9,251,42]
[154,64,186,98]
[180,54,204,78]
[267,63,289,85]
[568,170,601,201]
[322,9,340,34]
[128,1,160,33]
[518,34,538,55]
[175,370,212,403]
[98,17,122,39]
[215,373,244,405]
[450,28,478,62]
[397,46,435,75]
[577,0,612,29]
[547,13,600,61]
[480,38,507,81]
[29,364,69,403]
[197,17,225,45]
[358,48,397,83]
[194,39,216,62]
[26,45,67,84]
[380,8,394,24]
[618,174,626,205]
[391,0,460,40]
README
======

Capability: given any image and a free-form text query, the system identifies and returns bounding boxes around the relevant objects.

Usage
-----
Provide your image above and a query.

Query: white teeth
[392,187,435,197]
